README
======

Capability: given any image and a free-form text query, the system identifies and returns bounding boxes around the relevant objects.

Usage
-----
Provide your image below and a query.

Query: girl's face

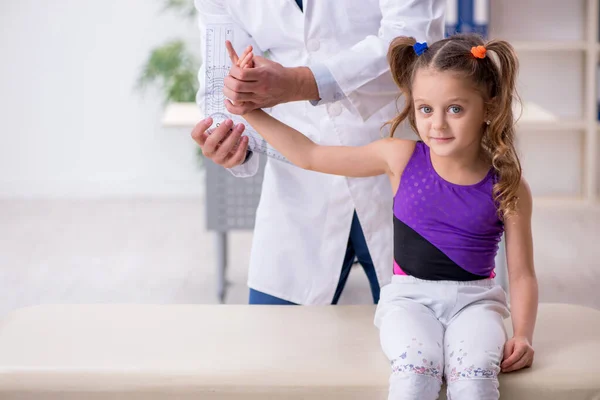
[412,68,488,159]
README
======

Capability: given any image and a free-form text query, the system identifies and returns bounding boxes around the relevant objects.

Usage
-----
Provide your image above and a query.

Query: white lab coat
[195,0,445,304]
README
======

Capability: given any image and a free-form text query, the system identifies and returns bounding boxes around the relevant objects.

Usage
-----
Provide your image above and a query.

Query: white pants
[374,275,510,400]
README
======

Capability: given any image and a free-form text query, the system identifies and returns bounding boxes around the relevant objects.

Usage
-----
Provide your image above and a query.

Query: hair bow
[413,42,428,56]
[471,45,487,59]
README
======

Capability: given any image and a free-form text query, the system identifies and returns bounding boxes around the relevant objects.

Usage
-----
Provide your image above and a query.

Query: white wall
[0,0,204,198]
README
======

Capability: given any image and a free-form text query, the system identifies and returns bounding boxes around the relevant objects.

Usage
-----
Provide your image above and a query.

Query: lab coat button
[307,38,320,52]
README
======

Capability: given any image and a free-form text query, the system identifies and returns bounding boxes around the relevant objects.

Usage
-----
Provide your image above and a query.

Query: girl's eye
[448,106,462,114]
[419,106,433,114]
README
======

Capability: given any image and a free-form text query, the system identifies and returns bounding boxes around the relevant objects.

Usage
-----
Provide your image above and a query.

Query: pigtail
[484,40,522,218]
[385,36,418,137]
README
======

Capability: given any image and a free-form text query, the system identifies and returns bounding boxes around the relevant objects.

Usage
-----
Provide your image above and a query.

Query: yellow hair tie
[471,45,487,59]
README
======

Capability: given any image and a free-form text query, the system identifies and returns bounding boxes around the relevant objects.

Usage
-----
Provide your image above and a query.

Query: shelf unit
[512,41,588,51]
[491,0,598,204]
[515,119,587,132]
[583,0,599,203]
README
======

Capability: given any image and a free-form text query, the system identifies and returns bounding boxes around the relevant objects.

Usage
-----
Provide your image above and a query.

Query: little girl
[209,34,538,399]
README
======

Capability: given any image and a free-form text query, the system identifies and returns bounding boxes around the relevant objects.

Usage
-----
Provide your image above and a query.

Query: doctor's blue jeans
[249,211,380,305]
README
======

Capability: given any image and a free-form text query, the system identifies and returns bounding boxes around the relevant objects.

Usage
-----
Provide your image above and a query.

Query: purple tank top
[393,142,504,279]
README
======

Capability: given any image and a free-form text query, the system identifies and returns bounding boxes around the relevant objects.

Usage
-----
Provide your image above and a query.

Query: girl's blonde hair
[386,34,522,218]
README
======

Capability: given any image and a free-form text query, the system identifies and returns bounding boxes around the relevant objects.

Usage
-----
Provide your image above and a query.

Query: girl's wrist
[512,333,533,343]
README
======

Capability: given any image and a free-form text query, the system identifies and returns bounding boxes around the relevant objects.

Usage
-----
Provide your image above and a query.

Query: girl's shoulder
[380,138,419,178]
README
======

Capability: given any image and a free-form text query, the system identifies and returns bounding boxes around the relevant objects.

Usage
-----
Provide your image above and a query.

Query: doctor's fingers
[212,124,246,164]
[224,74,261,97]
[190,117,214,147]
[220,127,249,169]
[222,135,249,169]
[228,63,261,82]
[223,85,256,103]
[200,119,234,157]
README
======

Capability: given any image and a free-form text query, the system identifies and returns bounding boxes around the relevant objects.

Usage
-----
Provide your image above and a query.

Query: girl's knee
[446,363,500,383]
[388,340,444,383]
[445,350,502,384]
[444,341,503,384]
[386,346,444,400]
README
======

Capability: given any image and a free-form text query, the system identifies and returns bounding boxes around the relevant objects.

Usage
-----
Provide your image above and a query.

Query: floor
[0,198,598,319]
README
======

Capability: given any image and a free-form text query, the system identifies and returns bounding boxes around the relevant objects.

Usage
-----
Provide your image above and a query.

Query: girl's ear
[483,111,492,125]
[485,96,499,124]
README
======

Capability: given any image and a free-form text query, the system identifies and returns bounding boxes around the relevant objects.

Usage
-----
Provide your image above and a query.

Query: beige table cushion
[0,303,598,399]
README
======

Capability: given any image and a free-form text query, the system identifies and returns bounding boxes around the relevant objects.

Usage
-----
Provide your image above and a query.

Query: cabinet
[488,0,599,203]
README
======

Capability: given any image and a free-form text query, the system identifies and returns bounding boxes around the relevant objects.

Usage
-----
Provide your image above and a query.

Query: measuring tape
[204,24,290,164]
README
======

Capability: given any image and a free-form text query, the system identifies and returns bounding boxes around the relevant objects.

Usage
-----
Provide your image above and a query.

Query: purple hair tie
[413,42,428,56]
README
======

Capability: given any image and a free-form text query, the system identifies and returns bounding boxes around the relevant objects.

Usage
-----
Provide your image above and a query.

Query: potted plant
[136,0,204,162]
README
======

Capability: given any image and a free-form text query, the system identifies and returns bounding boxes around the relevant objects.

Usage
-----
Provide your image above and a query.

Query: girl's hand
[501,336,535,373]
[225,40,254,68]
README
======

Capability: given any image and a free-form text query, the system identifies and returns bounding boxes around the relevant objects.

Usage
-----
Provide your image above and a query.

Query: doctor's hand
[189,44,253,169]
[191,117,249,169]
[224,41,319,115]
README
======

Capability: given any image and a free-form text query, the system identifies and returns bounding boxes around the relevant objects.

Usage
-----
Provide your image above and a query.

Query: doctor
[192,0,445,305]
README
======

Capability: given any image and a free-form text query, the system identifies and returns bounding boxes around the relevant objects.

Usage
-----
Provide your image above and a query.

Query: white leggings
[374,275,510,400]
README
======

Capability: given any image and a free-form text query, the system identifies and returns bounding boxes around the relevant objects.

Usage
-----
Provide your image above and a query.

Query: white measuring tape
[203,24,290,164]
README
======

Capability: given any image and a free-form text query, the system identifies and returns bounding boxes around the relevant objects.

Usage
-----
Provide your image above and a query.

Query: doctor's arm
[224,0,446,120]
[320,0,445,120]
[223,56,320,113]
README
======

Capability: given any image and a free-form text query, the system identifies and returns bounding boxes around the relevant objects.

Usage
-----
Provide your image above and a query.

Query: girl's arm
[501,178,538,373]
[241,109,413,179]
[225,42,414,180]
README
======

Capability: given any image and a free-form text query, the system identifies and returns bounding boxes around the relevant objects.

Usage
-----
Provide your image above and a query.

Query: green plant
[137,0,199,103]
[137,0,205,167]
[137,39,199,103]
[161,0,197,18]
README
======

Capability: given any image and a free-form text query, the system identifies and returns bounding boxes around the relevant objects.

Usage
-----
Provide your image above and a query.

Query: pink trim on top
[393,260,408,275]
